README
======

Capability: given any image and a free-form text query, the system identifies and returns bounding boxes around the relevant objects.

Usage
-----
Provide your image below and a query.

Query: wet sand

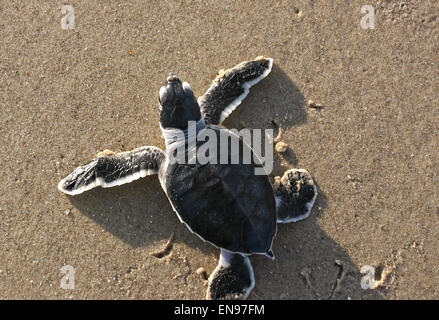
[0,0,438,299]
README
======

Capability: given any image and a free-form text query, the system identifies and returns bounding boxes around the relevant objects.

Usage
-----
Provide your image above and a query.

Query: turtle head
[158,73,201,130]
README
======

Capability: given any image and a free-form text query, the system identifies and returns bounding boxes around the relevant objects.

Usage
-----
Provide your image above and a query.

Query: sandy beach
[0,0,438,299]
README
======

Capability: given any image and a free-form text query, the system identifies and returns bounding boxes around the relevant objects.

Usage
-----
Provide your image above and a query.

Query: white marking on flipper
[58,146,163,196]
[219,58,273,123]
[57,176,99,196]
[199,58,274,124]
[100,168,158,188]
[58,168,159,196]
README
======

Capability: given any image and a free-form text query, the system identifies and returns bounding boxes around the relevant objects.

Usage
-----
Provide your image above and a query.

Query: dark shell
[165,126,277,254]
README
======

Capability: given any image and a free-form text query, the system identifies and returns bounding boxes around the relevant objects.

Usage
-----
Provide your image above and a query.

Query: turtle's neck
[160,116,206,148]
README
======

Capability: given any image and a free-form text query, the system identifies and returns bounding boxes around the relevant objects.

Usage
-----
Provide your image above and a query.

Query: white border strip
[199,58,274,124]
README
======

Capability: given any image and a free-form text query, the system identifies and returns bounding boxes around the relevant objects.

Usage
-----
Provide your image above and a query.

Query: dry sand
[0,0,438,299]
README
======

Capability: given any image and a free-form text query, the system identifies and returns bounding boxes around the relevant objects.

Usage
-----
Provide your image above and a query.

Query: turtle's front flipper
[58,146,165,196]
[273,168,318,223]
[198,56,273,125]
[206,249,255,300]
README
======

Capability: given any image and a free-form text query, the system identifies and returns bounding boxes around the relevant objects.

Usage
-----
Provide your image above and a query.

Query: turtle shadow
[249,182,386,300]
[222,67,386,299]
[223,64,307,132]
[68,177,217,256]
[223,65,305,173]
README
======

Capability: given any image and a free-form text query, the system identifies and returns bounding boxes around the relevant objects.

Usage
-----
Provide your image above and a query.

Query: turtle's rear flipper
[273,168,318,223]
[58,146,165,195]
[207,249,255,300]
[198,56,273,125]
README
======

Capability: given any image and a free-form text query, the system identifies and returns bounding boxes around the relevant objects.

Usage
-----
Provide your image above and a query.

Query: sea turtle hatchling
[58,57,318,299]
